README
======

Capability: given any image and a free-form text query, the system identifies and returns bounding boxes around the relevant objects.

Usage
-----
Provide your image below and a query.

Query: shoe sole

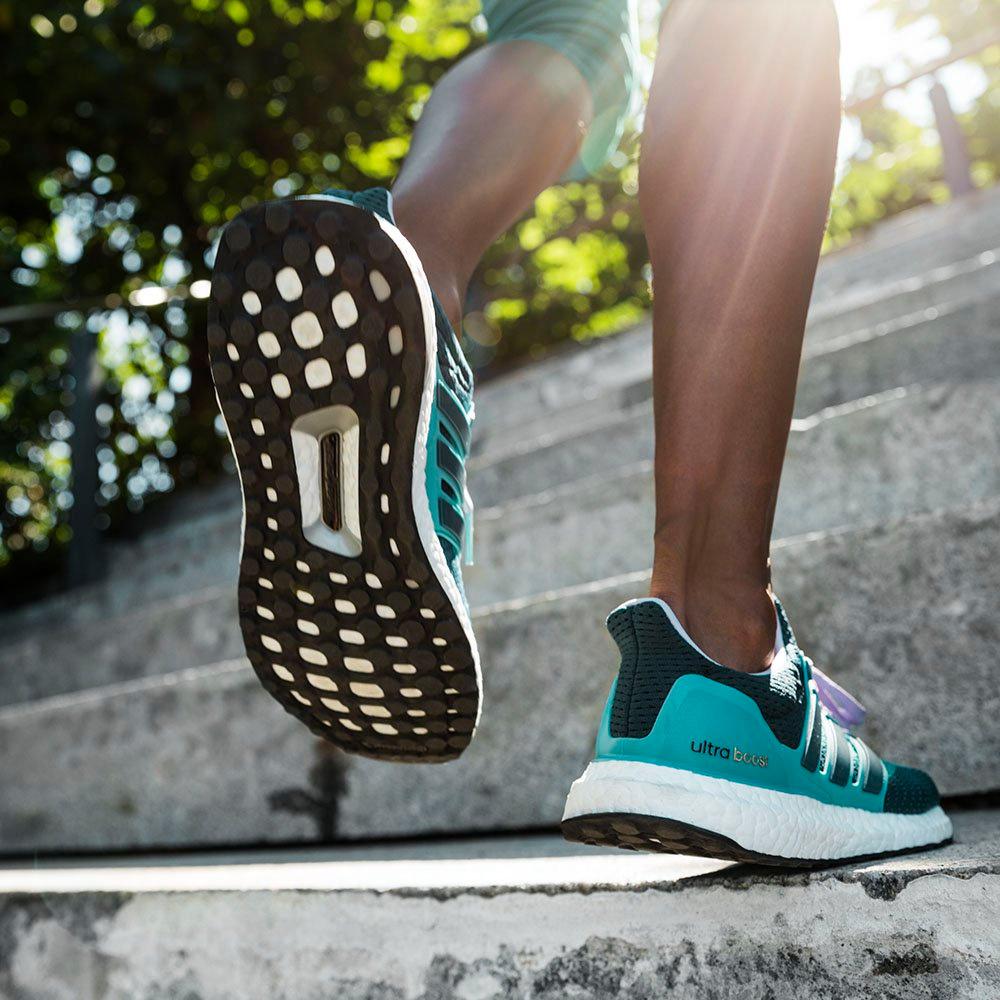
[561,760,953,866]
[208,197,480,763]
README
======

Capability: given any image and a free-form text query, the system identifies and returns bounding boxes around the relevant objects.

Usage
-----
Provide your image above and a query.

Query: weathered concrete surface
[472,319,652,455]
[472,294,1000,506]
[2,364,994,674]
[465,381,1000,604]
[0,584,242,705]
[2,812,999,1000]
[471,396,651,507]
[2,230,998,649]
[805,246,1000,349]
[1,500,998,852]
[0,482,241,651]
[470,188,1000,453]
[4,378,998,704]
[472,246,1000,461]
[0,190,988,642]
[809,183,1000,305]
[795,294,1000,417]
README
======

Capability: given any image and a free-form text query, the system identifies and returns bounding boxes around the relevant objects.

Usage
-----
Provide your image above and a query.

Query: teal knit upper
[324,187,476,601]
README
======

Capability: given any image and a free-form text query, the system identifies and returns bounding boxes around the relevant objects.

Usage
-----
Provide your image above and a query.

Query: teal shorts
[481,0,641,175]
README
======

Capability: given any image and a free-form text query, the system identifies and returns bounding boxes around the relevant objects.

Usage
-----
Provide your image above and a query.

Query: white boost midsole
[290,405,362,558]
[563,760,953,860]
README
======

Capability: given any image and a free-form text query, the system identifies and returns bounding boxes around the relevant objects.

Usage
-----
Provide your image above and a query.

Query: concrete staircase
[2,189,1000,997]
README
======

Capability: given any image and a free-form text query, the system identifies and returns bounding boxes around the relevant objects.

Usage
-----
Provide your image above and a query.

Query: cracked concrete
[1,812,998,1000]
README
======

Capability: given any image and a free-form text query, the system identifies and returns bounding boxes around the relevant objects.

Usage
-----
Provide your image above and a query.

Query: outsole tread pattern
[561,812,952,868]
[209,199,478,763]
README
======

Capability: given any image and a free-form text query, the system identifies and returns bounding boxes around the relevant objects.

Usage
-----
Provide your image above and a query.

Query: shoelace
[804,653,867,729]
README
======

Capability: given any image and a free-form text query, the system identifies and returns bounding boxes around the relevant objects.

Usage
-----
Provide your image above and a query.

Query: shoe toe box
[883,763,941,814]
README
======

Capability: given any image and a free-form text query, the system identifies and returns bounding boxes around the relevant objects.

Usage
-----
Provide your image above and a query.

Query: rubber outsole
[208,198,479,763]
[561,812,952,868]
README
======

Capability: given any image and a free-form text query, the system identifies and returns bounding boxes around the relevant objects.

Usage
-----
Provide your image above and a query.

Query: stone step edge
[1,810,997,897]
[474,385,920,526]
[473,245,1000,422]
[16,226,997,613]
[802,294,973,359]
[2,301,994,642]
[472,493,1000,618]
[81,375,997,568]
[0,379,935,645]
[810,185,1000,270]
[110,378,972,567]
[468,295,1000,473]
[806,246,998,324]
[3,378,1000,664]
[83,290,1000,568]
[5,815,998,1000]
[473,289,999,469]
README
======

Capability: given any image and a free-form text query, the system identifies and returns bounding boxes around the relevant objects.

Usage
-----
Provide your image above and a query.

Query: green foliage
[0,0,484,590]
[875,0,997,36]
[828,0,1000,246]
[827,106,950,247]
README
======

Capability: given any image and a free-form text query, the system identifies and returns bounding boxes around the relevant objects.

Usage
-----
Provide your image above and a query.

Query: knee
[669,0,839,56]
[789,0,840,58]
[484,0,638,99]
[483,0,639,172]
[763,0,840,60]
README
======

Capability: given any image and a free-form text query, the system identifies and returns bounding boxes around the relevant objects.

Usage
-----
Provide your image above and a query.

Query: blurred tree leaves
[0,0,484,592]
[828,0,999,246]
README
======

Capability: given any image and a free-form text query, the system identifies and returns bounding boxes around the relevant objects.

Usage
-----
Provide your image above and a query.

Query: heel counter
[605,599,807,747]
[606,601,714,739]
[606,603,639,738]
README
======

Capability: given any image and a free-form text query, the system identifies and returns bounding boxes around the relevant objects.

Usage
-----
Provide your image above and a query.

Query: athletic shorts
[481,0,642,174]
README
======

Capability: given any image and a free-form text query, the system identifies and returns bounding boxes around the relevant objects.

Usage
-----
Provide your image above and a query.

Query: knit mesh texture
[883,765,940,815]
[350,186,393,222]
[608,601,806,746]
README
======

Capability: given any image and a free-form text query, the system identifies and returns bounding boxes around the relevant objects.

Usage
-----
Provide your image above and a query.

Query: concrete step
[470,286,1000,499]
[5,377,995,704]
[0,582,239,706]
[805,245,1000,350]
[0,282,1000,668]
[2,811,998,1000]
[471,320,651,455]
[3,232,996,650]
[795,293,1000,416]
[470,189,1000,452]
[471,244,1000,458]
[480,290,1000,500]
[465,380,1000,604]
[810,185,1000,305]
[1,499,996,852]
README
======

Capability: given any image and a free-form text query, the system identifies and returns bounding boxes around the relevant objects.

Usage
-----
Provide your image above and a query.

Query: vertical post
[67,325,103,586]
[929,77,975,198]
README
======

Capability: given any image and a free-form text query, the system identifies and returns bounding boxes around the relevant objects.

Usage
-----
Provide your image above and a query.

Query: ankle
[390,194,466,331]
[650,578,777,673]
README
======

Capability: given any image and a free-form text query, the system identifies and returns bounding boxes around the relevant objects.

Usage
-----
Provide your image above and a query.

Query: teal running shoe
[562,598,952,864]
[208,189,480,762]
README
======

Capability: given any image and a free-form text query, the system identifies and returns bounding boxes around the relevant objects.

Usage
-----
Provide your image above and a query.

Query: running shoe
[562,597,952,864]
[208,188,480,762]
